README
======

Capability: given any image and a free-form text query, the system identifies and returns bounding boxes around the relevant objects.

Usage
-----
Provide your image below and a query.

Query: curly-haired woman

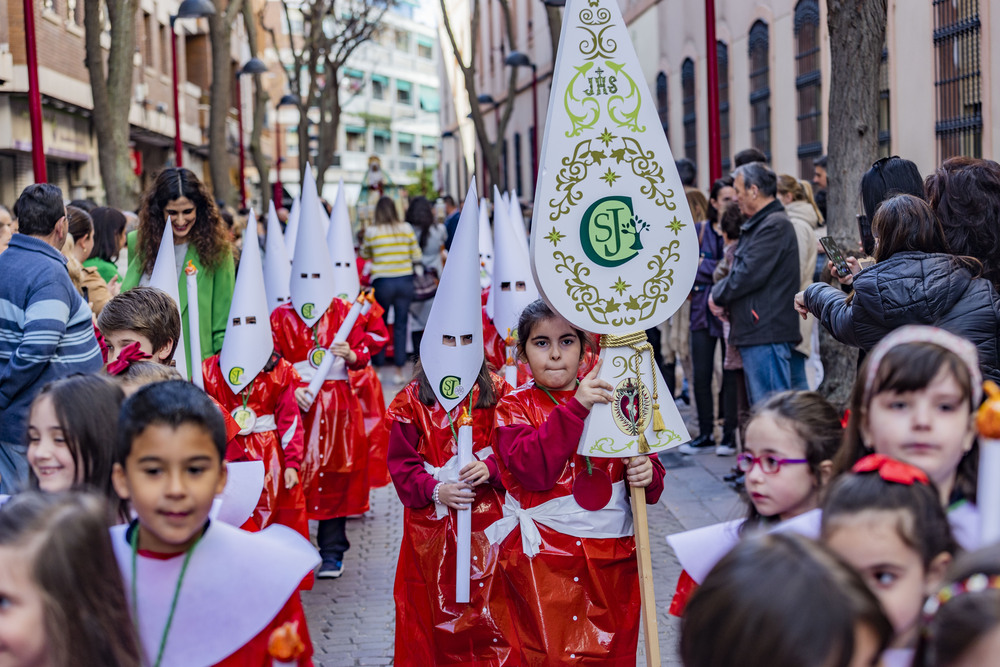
[122,168,235,367]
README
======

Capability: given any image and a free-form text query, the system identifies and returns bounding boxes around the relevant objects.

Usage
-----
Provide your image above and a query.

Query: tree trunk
[207,0,242,205]
[315,75,341,196]
[818,0,887,410]
[243,4,270,210]
[83,0,140,208]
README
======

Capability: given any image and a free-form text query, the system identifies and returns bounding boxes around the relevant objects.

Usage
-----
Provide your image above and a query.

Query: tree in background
[83,0,140,208]
[438,0,519,191]
[207,0,245,206]
[265,0,390,195]
[818,0,888,409]
[244,3,271,209]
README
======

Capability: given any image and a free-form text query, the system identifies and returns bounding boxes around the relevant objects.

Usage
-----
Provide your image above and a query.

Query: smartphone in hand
[819,236,852,277]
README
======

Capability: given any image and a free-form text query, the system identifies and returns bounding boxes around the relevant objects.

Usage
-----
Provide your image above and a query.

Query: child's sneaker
[317,560,345,579]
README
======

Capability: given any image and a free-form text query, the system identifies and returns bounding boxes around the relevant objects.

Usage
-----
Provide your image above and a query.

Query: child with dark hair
[26,374,129,522]
[822,455,957,664]
[84,206,128,284]
[0,492,143,666]
[920,543,1000,666]
[681,533,892,667]
[98,286,181,366]
[110,380,318,666]
[488,299,665,662]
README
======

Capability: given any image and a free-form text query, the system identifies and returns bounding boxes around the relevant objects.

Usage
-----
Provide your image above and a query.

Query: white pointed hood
[492,185,539,340]
[508,189,530,257]
[289,164,335,327]
[325,180,360,300]
[420,180,484,412]
[148,223,188,379]
[282,196,301,258]
[262,200,292,313]
[220,210,273,394]
[478,197,494,290]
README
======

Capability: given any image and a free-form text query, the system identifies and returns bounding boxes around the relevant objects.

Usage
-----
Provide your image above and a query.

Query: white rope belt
[484,481,633,557]
[423,447,494,519]
[293,357,347,382]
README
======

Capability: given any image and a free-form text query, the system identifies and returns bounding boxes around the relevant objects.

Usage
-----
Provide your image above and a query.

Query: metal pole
[273,115,283,206]
[171,18,184,168]
[236,74,247,210]
[23,0,47,182]
[705,0,721,183]
[530,64,538,190]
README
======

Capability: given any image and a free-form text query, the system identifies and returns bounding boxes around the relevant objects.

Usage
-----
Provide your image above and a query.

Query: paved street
[302,373,741,666]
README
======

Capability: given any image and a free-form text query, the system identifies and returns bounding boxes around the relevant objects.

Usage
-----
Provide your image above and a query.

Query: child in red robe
[488,300,665,664]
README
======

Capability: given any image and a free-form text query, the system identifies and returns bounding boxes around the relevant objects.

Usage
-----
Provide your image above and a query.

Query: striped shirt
[360,223,422,280]
[0,234,102,444]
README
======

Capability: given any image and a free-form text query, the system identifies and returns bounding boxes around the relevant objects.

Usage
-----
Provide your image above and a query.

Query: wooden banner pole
[631,484,660,666]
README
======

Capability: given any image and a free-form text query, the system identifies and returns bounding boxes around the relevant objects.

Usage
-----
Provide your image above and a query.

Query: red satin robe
[202,356,308,540]
[350,301,391,488]
[494,384,665,666]
[387,377,519,666]
[270,300,370,519]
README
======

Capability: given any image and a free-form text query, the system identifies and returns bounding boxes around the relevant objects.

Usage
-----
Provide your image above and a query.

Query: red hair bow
[106,341,152,376]
[852,454,930,485]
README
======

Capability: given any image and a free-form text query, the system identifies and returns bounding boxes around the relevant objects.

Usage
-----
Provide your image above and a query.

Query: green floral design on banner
[552,240,681,327]
[605,62,644,132]
[564,63,602,137]
[588,437,633,456]
[548,130,677,223]
[577,7,615,61]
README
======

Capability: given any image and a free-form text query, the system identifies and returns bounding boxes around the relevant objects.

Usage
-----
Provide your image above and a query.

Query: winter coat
[710,199,802,348]
[785,200,820,357]
[803,251,1000,382]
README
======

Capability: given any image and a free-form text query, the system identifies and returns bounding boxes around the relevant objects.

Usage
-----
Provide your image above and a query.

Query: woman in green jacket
[122,168,235,369]
[83,206,127,285]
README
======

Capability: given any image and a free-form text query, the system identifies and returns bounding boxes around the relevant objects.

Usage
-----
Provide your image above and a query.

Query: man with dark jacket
[710,162,803,404]
[0,184,102,492]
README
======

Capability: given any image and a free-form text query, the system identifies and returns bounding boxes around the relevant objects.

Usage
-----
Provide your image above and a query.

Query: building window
[422,137,437,162]
[143,12,155,67]
[748,20,771,160]
[345,127,366,153]
[419,85,440,113]
[717,41,731,173]
[398,132,415,157]
[514,132,523,194]
[417,36,434,60]
[371,75,387,101]
[656,71,668,139]
[395,29,411,53]
[162,24,171,76]
[396,80,412,105]
[795,0,823,179]
[879,45,891,157]
[373,130,390,155]
[343,68,364,94]
[933,0,981,160]
[681,58,696,162]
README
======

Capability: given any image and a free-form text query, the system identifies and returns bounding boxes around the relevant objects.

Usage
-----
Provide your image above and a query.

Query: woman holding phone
[121,167,235,368]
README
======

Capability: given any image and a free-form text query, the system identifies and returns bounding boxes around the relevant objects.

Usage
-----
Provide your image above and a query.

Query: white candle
[305,293,366,402]
[980,438,1000,545]
[184,261,203,388]
[455,410,473,604]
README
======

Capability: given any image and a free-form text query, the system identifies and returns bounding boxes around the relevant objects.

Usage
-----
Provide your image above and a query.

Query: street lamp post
[235,57,268,211]
[170,0,216,168]
[273,94,298,208]
[505,51,539,190]
[22,0,46,182]
[705,0,721,182]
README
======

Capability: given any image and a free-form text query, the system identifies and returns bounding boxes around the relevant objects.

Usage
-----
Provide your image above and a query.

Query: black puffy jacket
[803,251,1000,381]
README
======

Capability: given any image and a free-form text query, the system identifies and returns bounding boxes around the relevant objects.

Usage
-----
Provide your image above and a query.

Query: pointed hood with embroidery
[492,186,539,341]
[326,180,360,301]
[478,197,494,290]
[219,210,273,394]
[148,222,188,379]
[419,180,484,412]
[262,200,292,313]
[289,164,335,327]
[282,196,301,258]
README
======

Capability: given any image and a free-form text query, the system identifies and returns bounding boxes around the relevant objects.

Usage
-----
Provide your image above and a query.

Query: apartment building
[438,0,998,198]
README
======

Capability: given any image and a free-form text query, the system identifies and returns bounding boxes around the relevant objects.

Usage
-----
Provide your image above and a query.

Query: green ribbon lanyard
[444,391,475,444]
[130,523,204,667]
[241,378,255,411]
[537,382,592,475]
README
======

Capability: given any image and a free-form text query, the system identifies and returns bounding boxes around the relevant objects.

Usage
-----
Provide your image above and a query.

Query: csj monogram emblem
[440,375,463,400]
[580,196,647,268]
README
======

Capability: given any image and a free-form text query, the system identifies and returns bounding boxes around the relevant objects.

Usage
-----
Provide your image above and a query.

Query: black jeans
[373,275,415,368]
[317,517,350,565]
[690,328,720,437]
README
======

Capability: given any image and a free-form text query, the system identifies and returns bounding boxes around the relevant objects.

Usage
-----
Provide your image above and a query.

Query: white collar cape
[210,460,266,528]
[110,520,319,666]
